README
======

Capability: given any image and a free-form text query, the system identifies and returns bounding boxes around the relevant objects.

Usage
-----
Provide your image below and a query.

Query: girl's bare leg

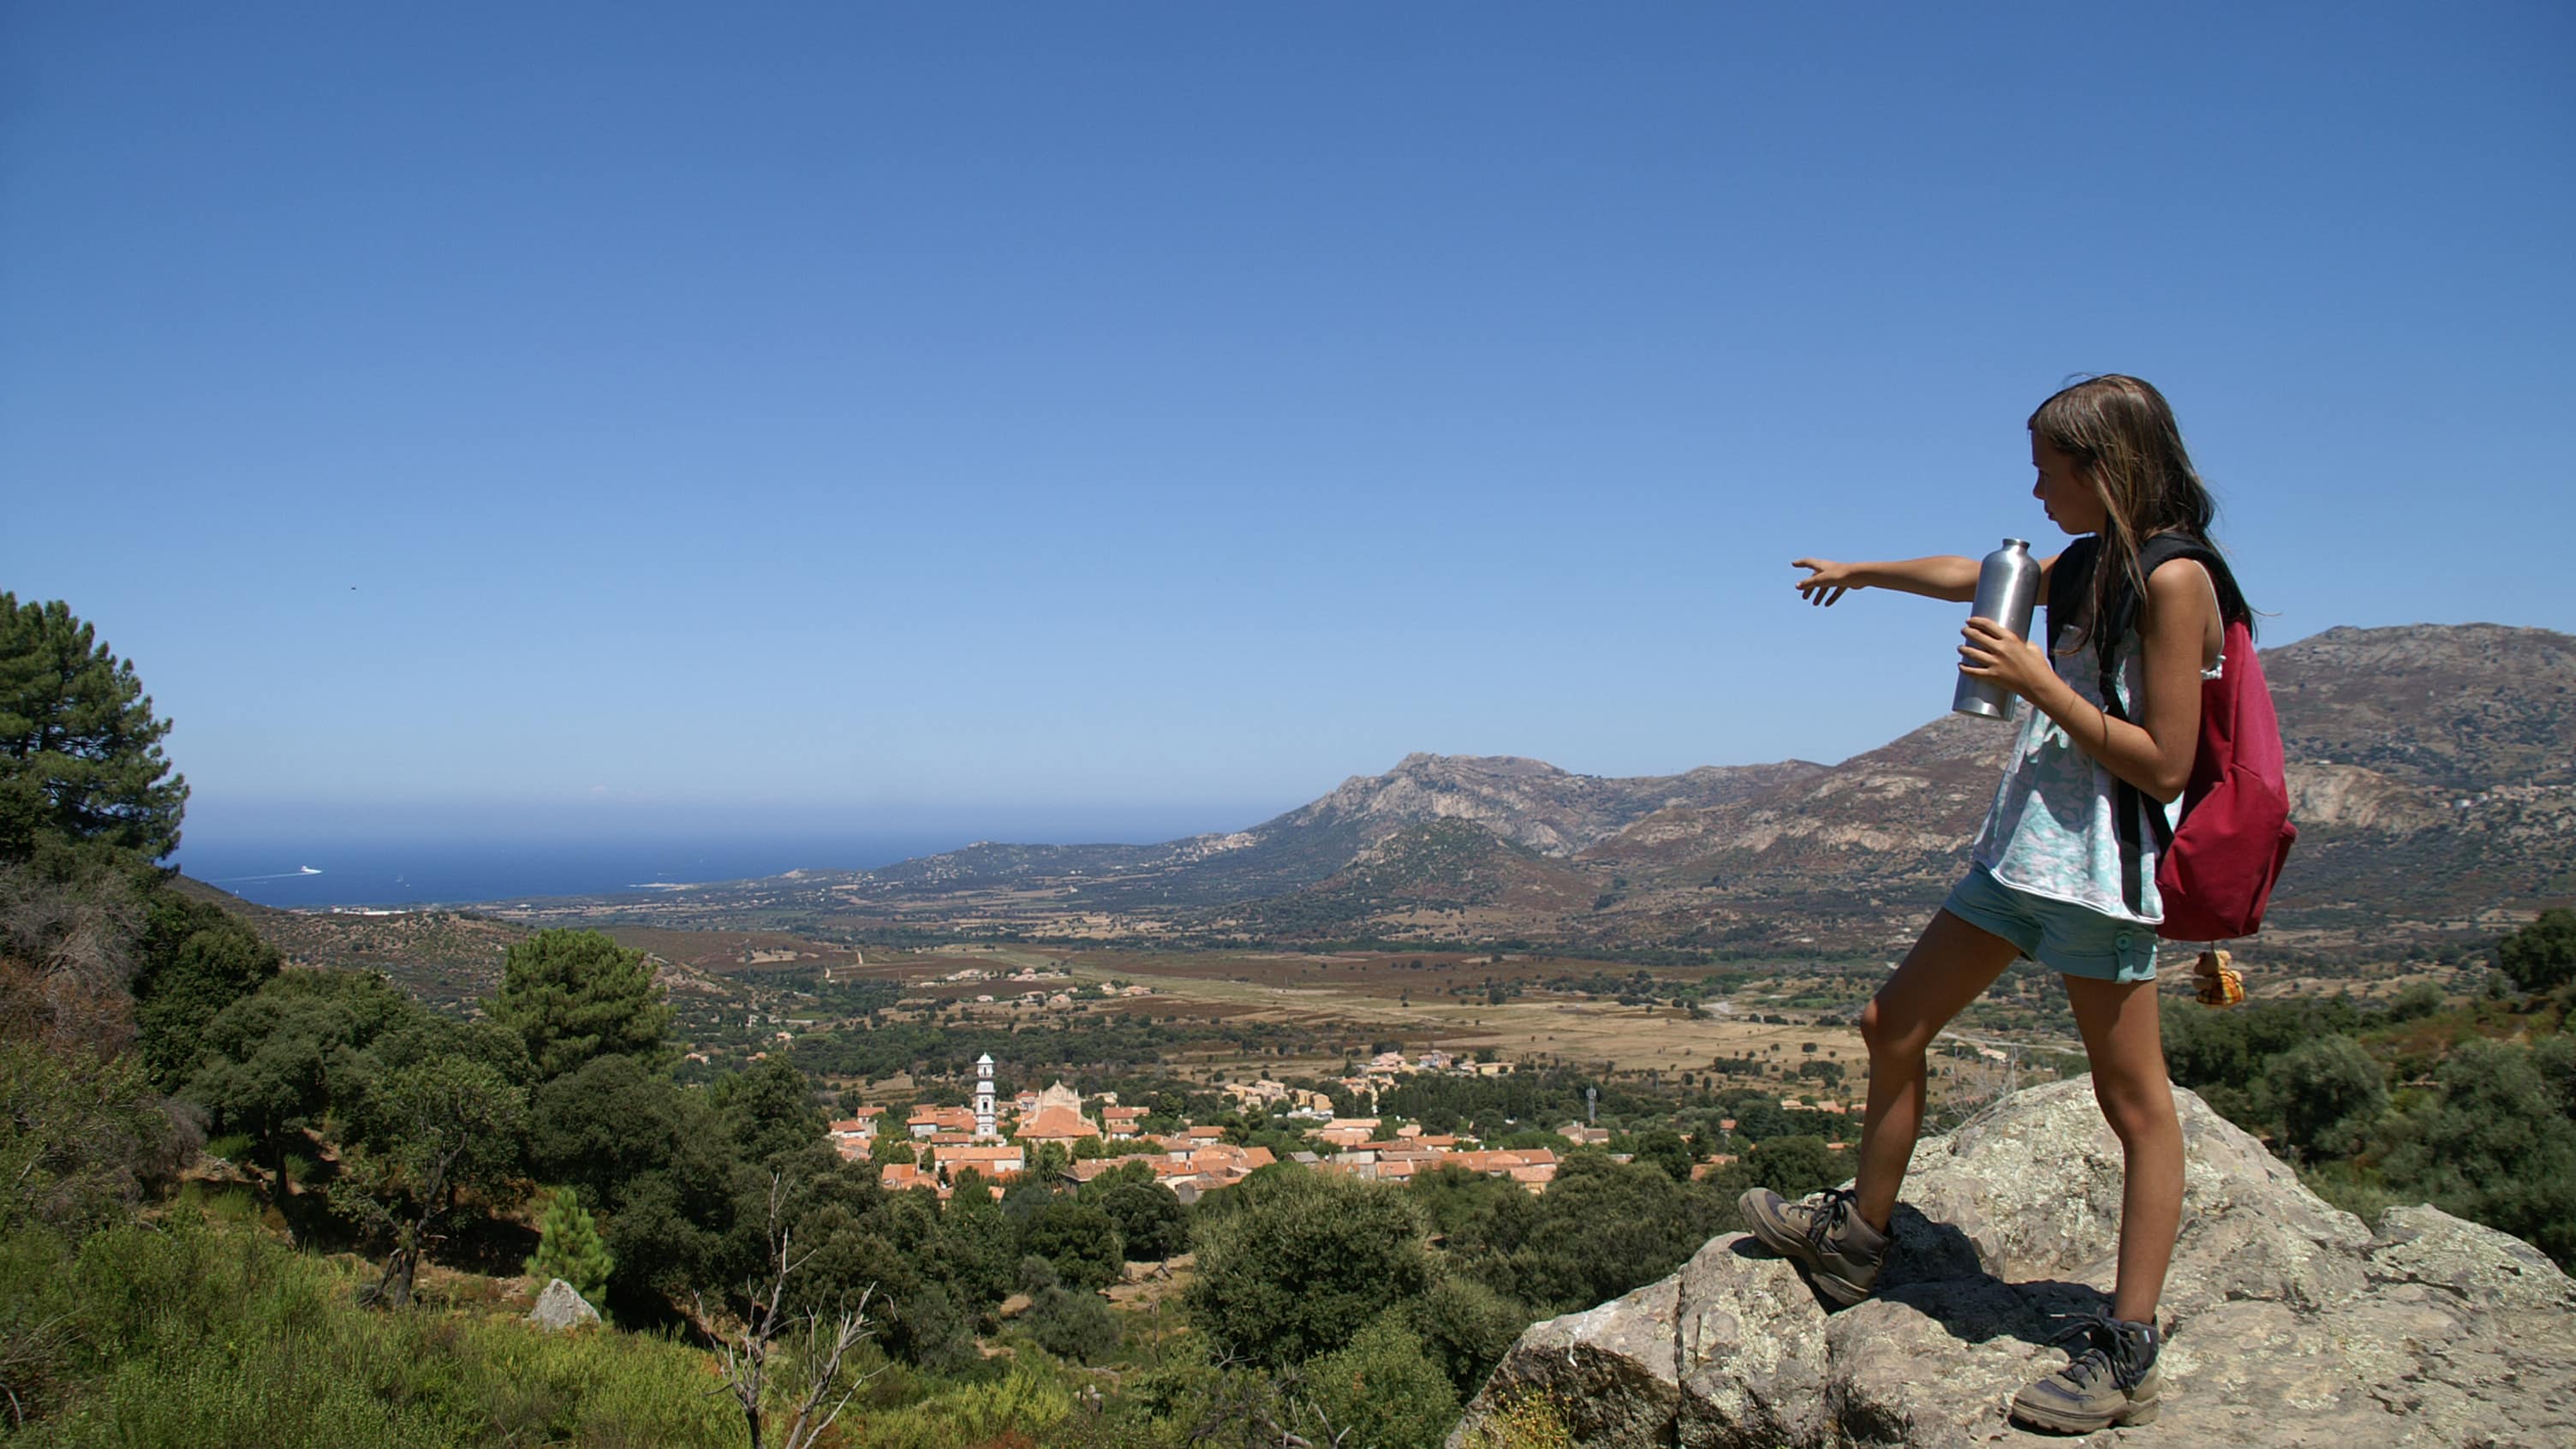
[2062,974,2184,1323]
[1852,910,2024,1229]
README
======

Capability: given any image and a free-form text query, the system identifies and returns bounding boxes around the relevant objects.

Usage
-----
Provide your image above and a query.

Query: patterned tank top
[1970,629,2221,925]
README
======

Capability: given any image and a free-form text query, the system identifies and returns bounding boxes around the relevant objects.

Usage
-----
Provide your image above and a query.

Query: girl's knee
[2095,1081,2180,1142]
[1858,999,1927,1063]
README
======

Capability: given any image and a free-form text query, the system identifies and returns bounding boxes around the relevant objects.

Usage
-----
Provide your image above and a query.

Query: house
[909,1106,976,1140]
[1102,1106,1148,1140]
[1558,1124,1610,1147]
[931,1142,1025,1181]
[826,1110,883,1162]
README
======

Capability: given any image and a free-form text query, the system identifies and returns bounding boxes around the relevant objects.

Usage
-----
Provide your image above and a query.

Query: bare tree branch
[701,1170,880,1449]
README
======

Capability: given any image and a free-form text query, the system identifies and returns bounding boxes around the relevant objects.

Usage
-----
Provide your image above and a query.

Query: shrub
[852,1362,1075,1449]
[15,1215,739,1446]
[526,1188,615,1307]
[2266,1035,2388,1160]
[1024,1285,1122,1364]
[1407,1274,1530,1398]
[2498,910,2576,993]
[1186,1168,1435,1368]
[1296,1315,1458,1449]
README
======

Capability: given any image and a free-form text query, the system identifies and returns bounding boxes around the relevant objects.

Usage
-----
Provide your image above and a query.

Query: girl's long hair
[2029,374,2243,652]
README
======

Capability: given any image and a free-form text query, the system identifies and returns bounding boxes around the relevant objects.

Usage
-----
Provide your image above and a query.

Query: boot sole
[2007,1392,2160,1434]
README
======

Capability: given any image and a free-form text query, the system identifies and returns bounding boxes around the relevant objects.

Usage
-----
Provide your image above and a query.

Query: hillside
[588,753,1822,922]
[168,876,533,1011]
[492,623,2573,959]
[1574,622,2576,955]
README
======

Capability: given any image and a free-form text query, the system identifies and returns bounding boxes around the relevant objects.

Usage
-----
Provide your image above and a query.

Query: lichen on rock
[1449,1078,2576,1448]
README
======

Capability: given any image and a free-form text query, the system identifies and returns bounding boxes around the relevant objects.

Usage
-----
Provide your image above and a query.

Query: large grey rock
[528,1277,602,1331]
[1451,1079,2576,1448]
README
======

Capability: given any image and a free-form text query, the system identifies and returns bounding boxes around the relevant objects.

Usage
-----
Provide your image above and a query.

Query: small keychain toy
[2193,949,2245,1008]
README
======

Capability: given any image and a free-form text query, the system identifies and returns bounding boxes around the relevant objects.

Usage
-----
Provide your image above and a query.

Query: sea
[173,811,1269,911]
[170,835,968,909]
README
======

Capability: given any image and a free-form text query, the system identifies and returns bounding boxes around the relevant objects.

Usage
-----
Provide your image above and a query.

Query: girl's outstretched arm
[1793,556,1985,605]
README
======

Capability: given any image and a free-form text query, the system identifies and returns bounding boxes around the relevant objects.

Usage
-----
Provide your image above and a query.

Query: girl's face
[2030,435,2108,535]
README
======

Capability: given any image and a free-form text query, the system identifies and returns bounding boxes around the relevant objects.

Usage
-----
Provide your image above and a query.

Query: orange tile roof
[1017,1104,1100,1142]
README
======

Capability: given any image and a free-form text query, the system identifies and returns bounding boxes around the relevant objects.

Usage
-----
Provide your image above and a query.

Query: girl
[1748,374,2247,1435]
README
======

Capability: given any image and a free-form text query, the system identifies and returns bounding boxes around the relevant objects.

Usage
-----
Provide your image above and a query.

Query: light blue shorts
[1941,864,2159,983]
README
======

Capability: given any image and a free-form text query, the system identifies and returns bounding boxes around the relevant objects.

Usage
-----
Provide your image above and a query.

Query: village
[829,1046,1863,1204]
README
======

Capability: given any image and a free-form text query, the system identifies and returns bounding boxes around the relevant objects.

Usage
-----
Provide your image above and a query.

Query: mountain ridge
[497,623,2574,956]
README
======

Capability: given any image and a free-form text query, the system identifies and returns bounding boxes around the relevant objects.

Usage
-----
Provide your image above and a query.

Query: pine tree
[525,1188,614,1306]
[485,929,674,1082]
[0,594,188,871]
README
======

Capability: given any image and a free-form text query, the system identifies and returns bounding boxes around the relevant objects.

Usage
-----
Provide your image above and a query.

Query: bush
[1186,1169,1435,1368]
[1296,1315,1458,1449]
[2498,910,2576,993]
[1407,1274,1530,1398]
[2266,1035,2388,1160]
[1024,1285,1122,1364]
[851,1362,1075,1449]
[1019,1200,1124,1291]
[1097,1179,1189,1261]
[12,1215,741,1446]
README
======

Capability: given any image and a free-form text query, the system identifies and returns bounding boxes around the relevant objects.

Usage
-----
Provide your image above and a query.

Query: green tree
[1187,1169,1436,1368]
[713,1058,826,1166]
[2531,1035,2576,1123]
[1488,1155,1721,1315]
[2266,1035,2388,1160]
[1744,1134,1841,1199]
[933,1183,1019,1311]
[2381,1039,2576,1267]
[0,1036,175,1242]
[1405,1274,1530,1399]
[2498,909,2576,993]
[186,969,421,1193]
[486,929,674,1082]
[128,889,282,1088]
[1019,1199,1124,1291]
[1297,1313,1460,1449]
[527,1187,615,1306]
[0,596,188,872]
[1631,1128,1696,1183]
[524,1052,738,1303]
[1097,1180,1189,1261]
[1024,1283,1122,1364]
[330,1054,529,1307]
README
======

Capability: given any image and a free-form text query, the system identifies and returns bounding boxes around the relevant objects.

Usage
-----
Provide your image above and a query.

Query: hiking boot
[1738,1185,1889,1307]
[2009,1314,2162,1434]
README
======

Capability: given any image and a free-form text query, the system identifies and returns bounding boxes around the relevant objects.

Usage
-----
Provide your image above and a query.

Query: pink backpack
[2051,536,2298,941]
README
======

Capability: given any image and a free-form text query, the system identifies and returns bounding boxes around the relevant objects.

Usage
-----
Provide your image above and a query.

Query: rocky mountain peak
[1451,1079,2575,1447]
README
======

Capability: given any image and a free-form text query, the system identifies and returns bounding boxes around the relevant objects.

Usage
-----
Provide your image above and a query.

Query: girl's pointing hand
[1793,558,1859,606]
[1959,617,2053,701]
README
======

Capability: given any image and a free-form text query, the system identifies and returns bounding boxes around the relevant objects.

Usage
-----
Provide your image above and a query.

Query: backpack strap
[2093,534,2241,917]
[2045,536,2099,654]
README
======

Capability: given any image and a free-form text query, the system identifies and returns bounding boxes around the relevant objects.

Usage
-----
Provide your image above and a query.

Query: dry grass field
[862,942,1878,1083]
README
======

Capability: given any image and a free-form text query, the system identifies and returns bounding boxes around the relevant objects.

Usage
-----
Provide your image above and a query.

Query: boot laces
[1801,1187,1859,1249]
[2048,1313,2151,1393]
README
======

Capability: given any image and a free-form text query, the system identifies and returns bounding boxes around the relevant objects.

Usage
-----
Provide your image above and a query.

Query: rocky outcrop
[1450,1079,2576,1448]
[528,1278,601,1331]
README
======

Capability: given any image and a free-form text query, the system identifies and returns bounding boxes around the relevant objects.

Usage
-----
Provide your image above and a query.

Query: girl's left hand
[1959,617,2054,701]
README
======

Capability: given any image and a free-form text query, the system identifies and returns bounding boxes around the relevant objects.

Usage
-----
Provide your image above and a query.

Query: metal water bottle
[1953,538,2042,720]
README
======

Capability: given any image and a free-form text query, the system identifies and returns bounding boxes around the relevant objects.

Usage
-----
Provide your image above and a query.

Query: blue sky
[4,3,2570,850]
